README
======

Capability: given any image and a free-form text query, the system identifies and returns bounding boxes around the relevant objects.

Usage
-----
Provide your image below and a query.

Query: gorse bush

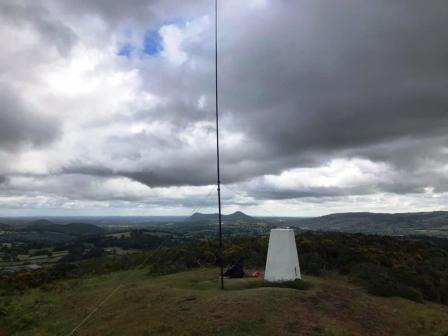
[296,233,448,304]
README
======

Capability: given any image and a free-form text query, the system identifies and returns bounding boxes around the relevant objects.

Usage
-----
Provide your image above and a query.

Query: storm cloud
[0,0,447,215]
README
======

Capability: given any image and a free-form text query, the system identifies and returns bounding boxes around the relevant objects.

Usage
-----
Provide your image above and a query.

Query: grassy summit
[1,232,447,335]
[1,268,447,336]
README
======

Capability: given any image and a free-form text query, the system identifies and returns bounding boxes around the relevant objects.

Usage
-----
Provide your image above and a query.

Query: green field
[0,251,68,268]
[106,231,132,239]
[103,246,140,255]
[1,268,447,336]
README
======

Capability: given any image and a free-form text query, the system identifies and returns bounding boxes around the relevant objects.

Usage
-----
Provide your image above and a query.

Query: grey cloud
[219,1,448,159]
[246,183,428,201]
[247,187,371,200]
[61,0,448,196]
[61,136,306,188]
[2,0,448,212]
[0,173,236,209]
[141,1,448,186]
[60,164,114,177]
[0,1,76,55]
[48,0,210,29]
[218,0,448,198]
[0,87,60,152]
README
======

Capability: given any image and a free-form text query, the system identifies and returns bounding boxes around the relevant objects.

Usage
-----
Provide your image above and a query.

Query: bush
[300,252,326,276]
[351,263,424,303]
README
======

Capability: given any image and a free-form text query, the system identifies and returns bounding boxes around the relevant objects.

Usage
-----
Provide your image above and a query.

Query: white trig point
[264,228,301,282]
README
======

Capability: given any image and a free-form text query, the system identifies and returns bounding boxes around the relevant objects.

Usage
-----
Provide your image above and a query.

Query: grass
[1,268,448,336]
[248,278,313,290]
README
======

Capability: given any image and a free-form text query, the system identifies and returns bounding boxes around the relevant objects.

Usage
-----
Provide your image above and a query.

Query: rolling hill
[187,211,257,223]
[21,220,105,236]
[166,211,267,237]
[292,211,448,237]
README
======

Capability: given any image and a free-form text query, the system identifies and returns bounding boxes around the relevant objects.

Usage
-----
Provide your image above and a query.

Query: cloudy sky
[0,0,448,217]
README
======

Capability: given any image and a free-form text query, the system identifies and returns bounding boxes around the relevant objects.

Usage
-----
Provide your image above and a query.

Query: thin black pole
[214,0,224,290]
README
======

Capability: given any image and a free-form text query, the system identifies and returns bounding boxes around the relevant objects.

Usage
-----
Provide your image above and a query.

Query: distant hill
[157,211,267,237]
[22,220,105,236]
[293,211,448,237]
[187,211,256,223]
[0,223,11,231]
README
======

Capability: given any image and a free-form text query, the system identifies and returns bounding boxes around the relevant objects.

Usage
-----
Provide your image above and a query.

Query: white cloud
[264,159,390,189]
[159,16,209,66]
[160,24,188,65]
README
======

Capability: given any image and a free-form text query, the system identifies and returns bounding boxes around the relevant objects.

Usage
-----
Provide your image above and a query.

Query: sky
[0,0,448,217]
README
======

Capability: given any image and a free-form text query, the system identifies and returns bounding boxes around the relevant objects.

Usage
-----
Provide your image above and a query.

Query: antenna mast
[214,0,224,290]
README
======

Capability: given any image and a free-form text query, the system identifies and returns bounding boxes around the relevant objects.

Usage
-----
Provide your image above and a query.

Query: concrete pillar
[264,228,301,282]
